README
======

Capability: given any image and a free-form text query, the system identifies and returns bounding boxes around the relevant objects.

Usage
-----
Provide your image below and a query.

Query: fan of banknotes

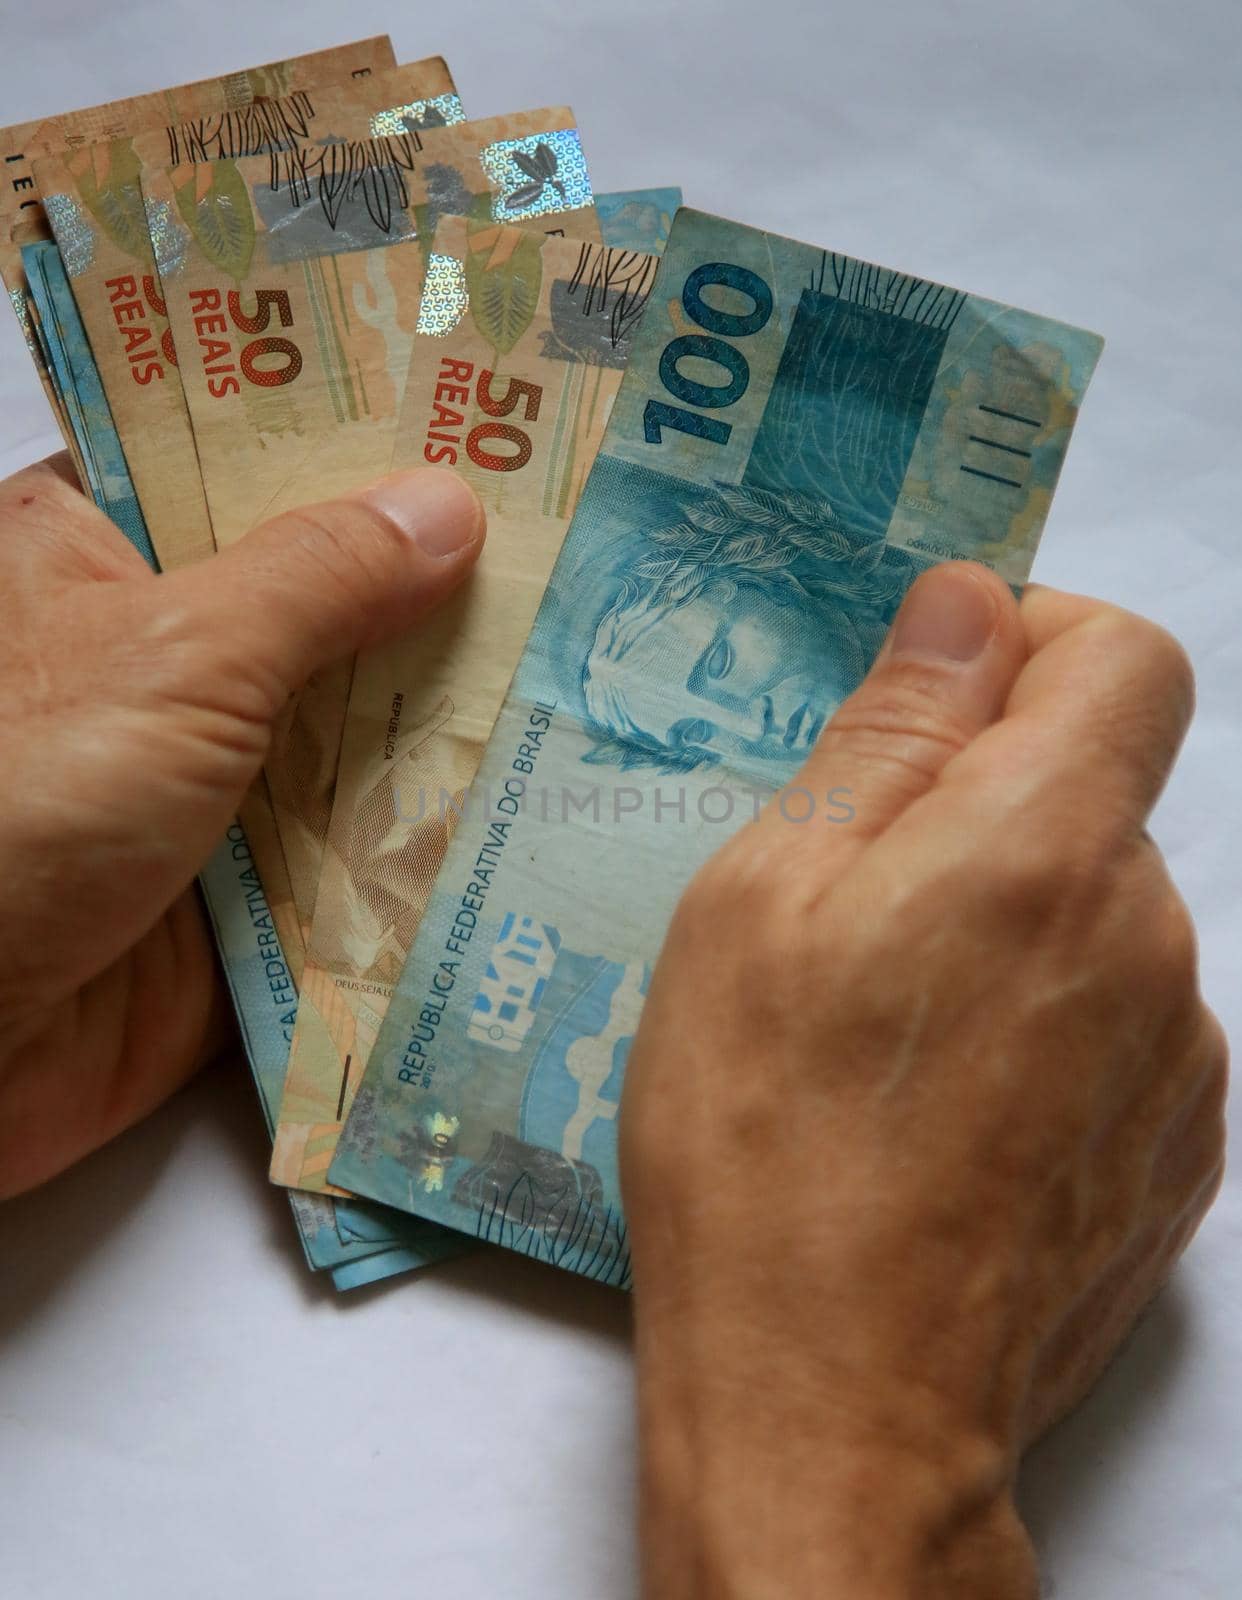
[2,35,1103,1291]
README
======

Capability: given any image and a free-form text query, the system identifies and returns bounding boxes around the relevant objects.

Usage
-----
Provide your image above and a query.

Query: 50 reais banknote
[143,108,603,952]
[270,214,661,1195]
[329,207,1104,1287]
[0,36,398,462]
[33,56,466,570]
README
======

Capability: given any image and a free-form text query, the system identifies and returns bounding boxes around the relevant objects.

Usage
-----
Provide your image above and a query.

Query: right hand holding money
[621,561,1227,1599]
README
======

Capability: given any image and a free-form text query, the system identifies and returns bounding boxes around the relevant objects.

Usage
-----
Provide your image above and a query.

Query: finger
[1014,581,1104,648]
[40,449,84,493]
[936,588,1195,835]
[764,561,1027,850]
[0,455,148,585]
[156,467,485,708]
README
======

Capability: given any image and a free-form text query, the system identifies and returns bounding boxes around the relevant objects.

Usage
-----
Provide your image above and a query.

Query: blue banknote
[21,238,156,567]
[200,824,467,1280]
[329,1232,466,1292]
[595,187,681,254]
[20,248,105,507]
[321,207,1103,1286]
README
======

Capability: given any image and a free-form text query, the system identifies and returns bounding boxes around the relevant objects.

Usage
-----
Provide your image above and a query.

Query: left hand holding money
[0,455,483,1201]
[622,560,1226,1600]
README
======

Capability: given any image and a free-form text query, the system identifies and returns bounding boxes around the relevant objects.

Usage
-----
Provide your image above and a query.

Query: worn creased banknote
[90,451,450,1286]
[144,108,603,951]
[34,56,465,570]
[26,60,473,1018]
[9,33,455,1289]
[144,107,600,544]
[1,37,397,242]
[0,36,397,457]
[270,215,660,1195]
[330,207,1104,1286]
[199,822,466,1284]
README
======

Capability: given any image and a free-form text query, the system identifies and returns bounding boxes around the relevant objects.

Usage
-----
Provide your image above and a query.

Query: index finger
[922,585,1195,839]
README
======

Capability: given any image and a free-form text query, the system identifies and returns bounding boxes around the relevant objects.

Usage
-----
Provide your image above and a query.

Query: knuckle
[1199,1009,1231,1116]
[670,858,725,937]
[278,505,371,591]
[674,824,809,942]
[1205,1008,1231,1079]
[984,824,1112,928]
[1148,889,1202,996]
[275,497,408,607]
[1120,613,1196,714]
[1116,849,1206,1006]
[819,663,977,781]
[675,831,767,929]
[1093,608,1196,744]
[351,495,419,569]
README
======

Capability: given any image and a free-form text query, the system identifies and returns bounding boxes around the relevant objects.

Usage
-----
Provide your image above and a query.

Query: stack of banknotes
[3,35,1104,1290]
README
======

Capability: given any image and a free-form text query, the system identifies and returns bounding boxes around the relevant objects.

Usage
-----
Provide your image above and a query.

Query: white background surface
[0,1,1239,1595]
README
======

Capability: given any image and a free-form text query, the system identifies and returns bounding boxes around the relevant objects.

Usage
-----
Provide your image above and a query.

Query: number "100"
[643,261,774,448]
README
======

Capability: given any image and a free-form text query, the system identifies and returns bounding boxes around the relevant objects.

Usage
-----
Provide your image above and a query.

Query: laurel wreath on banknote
[633,482,906,609]
[579,484,910,774]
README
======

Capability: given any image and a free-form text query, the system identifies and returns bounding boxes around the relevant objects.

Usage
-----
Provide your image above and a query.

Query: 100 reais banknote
[329,207,1103,1287]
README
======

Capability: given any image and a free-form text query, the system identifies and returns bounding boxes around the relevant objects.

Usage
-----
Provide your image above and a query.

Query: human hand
[0,456,483,1201]
[621,562,1226,1599]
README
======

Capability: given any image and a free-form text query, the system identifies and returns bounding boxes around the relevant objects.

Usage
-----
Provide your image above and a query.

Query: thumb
[779,561,1027,851]
[163,467,485,704]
